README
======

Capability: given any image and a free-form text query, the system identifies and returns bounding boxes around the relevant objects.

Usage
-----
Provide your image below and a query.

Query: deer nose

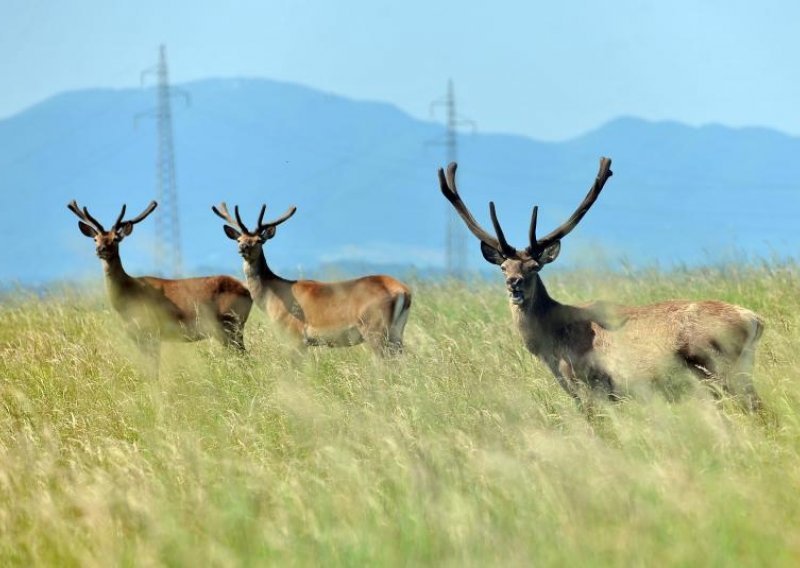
[507,276,523,289]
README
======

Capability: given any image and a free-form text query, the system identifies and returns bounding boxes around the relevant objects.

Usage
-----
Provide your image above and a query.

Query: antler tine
[258,205,297,229]
[212,202,239,227]
[67,199,82,216]
[489,202,517,257]
[234,205,251,234]
[123,201,158,225]
[438,162,503,252]
[256,204,266,228]
[67,200,87,220]
[532,157,613,252]
[67,200,99,228]
[114,204,127,229]
[528,206,539,250]
[82,206,105,232]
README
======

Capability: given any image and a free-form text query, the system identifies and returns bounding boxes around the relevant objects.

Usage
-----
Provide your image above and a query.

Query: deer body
[102,260,251,344]
[69,200,253,360]
[509,276,763,405]
[214,203,411,354]
[438,158,764,410]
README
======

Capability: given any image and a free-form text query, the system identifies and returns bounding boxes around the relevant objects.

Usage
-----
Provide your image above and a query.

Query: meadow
[1,264,799,566]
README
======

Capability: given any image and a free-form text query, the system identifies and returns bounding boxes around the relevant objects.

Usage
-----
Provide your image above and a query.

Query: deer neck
[511,274,563,355]
[518,274,558,311]
[100,254,134,309]
[242,249,294,309]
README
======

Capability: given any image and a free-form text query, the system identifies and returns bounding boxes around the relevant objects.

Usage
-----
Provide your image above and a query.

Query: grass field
[1,264,799,566]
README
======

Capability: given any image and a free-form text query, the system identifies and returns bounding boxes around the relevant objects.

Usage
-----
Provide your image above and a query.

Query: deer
[437,157,765,411]
[68,200,253,372]
[211,202,412,355]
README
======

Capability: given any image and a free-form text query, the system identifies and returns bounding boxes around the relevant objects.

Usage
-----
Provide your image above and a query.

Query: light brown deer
[68,200,253,370]
[438,158,764,410]
[212,202,412,355]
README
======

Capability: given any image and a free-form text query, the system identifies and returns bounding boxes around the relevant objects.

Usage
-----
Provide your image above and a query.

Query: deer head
[212,202,297,262]
[439,157,613,305]
[67,200,158,260]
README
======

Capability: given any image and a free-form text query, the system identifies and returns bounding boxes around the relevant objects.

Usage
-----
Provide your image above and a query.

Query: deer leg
[722,339,764,413]
[302,326,322,347]
[556,358,588,400]
[220,314,246,352]
[357,302,396,357]
[360,324,393,356]
[381,324,405,357]
[591,369,619,401]
[558,358,619,413]
[557,358,610,421]
[382,339,404,357]
[680,345,761,412]
[679,346,726,402]
[133,334,161,379]
[384,293,410,356]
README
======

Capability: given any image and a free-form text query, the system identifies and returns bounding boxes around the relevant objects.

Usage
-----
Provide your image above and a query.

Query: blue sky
[1,0,798,140]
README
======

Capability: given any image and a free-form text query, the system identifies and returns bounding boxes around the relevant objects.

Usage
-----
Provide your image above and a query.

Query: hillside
[1,78,798,283]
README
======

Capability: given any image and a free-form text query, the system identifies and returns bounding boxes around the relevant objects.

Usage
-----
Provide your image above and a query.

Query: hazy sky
[1,0,798,140]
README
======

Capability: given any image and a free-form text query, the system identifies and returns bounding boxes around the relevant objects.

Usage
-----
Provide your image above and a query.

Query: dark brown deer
[68,200,253,371]
[212,202,412,355]
[438,158,764,410]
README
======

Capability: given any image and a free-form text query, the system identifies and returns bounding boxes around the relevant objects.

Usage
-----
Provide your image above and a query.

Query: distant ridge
[1,78,798,283]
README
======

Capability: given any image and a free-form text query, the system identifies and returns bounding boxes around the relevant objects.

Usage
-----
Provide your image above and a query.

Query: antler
[438,163,510,254]
[255,205,297,232]
[211,201,242,230]
[213,202,296,235]
[528,206,539,249]
[256,204,266,228]
[114,204,127,229]
[67,200,157,232]
[67,200,105,231]
[116,201,158,229]
[528,157,612,255]
[82,206,106,232]
[233,205,251,234]
[438,157,613,260]
[488,202,517,257]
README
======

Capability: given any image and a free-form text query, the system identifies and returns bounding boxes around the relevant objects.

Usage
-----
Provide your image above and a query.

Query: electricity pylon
[139,45,188,276]
[431,79,475,278]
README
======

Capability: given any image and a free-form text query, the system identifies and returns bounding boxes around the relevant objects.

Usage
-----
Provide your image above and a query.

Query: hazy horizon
[7,74,800,145]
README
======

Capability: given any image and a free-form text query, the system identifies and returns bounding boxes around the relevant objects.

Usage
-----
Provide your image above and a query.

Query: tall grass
[1,265,799,566]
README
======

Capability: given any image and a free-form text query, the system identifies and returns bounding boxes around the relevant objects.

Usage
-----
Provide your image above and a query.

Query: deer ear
[78,222,97,238]
[480,241,505,266]
[223,225,241,240]
[117,222,134,237]
[538,241,561,265]
[259,227,277,241]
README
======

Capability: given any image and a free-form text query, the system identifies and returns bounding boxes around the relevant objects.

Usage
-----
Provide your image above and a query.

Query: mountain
[1,78,798,284]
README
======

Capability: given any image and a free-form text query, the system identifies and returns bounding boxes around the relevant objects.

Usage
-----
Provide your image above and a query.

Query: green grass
[1,265,799,566]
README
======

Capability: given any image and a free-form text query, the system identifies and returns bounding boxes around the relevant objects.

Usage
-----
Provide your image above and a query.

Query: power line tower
[431,80,474,278]
[139,45,187,276]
